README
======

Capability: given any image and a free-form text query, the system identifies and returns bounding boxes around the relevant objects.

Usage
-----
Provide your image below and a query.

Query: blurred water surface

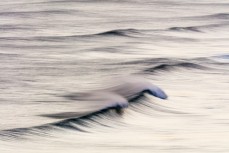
[0,0,229,152]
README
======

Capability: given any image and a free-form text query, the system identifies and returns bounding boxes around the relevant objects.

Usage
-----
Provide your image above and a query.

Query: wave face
[0,0,229,153]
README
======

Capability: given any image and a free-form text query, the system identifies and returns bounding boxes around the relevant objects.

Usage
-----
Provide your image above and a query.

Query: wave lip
[63,76,168,102]
[106,76,168,100]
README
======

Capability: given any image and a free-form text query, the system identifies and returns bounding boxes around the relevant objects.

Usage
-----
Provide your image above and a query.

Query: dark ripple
[200,13,229,19]
[169,26,202,32]
[0,28,140,42]
[168,23,229,33]
[0,10,73,17]
[144,62,207,73]
[96,29,139,37]
[0,25,33,31]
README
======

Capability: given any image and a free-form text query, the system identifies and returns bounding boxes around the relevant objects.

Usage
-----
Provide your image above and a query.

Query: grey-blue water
[0,0,229,152]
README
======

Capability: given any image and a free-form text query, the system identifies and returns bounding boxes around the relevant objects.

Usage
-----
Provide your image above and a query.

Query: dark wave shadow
[0,105,125,140]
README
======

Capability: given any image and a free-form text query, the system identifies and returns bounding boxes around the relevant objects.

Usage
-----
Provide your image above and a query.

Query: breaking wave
[0,76,168,138]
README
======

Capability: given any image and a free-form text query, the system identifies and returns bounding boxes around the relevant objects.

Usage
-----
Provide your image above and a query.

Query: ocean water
[0,0,229,152]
